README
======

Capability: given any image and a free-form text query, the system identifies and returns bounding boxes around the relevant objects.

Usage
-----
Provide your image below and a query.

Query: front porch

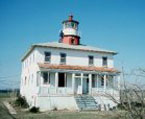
[37,71,120,96]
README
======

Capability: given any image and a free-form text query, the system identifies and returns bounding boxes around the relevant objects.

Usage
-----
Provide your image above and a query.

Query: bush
[29,106,39,113]
[52,107,57,111]
[117,101,143,110]
[117,103,125,110]
[15,96,29,108]
[131,102,142,108]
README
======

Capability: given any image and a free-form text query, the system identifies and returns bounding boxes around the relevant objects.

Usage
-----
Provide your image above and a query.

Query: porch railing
[38,86,120,97]
[92,88,120,97]
[38,86,73,96]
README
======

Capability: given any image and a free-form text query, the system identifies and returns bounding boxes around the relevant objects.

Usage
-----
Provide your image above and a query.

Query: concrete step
[76,100,96,103]
[75,95,98,111]
[75,98,95,100]
[77,102,97,104]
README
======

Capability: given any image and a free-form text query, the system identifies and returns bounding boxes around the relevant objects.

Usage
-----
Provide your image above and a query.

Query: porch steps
[75,95,98,111]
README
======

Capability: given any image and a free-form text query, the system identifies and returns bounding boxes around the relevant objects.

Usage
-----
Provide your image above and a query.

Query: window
[102,57,107,67]
[101,77,104,86]
[27,59,28,67]
[71,39,75,45]
[25,76,27,85]
[65,22,73,28]
[44,52,51,62]
[28,75,30,86]
[33,53,35,62]
[60,53,66,64]
[88,56,94,66]
[64,22,77,29]
[31,74,33,84]
[71,22,75,28]
[43,72,49,84]
[25,60,27,67]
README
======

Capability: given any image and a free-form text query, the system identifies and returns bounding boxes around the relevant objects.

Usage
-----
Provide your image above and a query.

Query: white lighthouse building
[20,15,120,111]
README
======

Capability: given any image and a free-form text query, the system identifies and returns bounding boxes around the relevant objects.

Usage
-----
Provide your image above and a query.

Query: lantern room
[60,15,80,45]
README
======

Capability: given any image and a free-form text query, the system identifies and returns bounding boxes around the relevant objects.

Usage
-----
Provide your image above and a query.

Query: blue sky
[0,0,145,89]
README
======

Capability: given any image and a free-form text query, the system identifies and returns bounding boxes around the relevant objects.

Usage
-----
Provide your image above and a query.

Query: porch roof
[38,63,120,73]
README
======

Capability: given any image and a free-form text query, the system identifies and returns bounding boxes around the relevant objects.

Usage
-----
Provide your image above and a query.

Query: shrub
[29,106,39,113]
[15,96,29,108]
[52,106,58,111]
[131,102,142,108]
[117,101,143,110]
[117,103,125,110]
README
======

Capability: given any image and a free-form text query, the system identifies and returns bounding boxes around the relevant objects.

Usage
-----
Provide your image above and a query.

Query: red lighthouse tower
[59,15,80,45]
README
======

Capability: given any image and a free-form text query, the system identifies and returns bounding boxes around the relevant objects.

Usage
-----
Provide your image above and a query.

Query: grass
[0,93,125,119]
[14,111,123,119]
[0,93,11,98]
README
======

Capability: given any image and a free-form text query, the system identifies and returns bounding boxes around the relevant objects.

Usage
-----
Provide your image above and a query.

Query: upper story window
[31,74,33,84]
[43,72,49,84]
[102,57,107,67]
[25,60,27,67]
[88,56,94,66]
[44,52,51,62]
[33,53,35,62]
[26,60,27,67]
[25,76,27,85]
[60,53,66,64]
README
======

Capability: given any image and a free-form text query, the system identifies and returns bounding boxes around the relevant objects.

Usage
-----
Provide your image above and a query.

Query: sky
[0,0,145,89]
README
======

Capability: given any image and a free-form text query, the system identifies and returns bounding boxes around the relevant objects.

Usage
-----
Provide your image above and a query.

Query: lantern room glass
[63,22,78,29]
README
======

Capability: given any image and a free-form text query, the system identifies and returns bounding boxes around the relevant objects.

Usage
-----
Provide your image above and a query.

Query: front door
[83,78,89,94]
[75,78,81,94]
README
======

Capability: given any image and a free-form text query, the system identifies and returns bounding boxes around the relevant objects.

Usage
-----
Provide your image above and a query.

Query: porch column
[40,72,43,86]
[36,72,41,86]
[72,73,75,94]
[81,73,83,94]
[55,72,58,94]
[104,74,107,92]
[89,74,92,95]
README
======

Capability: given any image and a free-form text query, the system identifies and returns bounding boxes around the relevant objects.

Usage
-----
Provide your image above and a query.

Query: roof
[62,15,79,24]
[62,20,79,24]
[21,42,117,61]
[38,63,119,73]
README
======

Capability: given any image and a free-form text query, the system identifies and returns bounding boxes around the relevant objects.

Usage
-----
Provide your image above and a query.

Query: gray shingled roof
[21,42,117,61]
